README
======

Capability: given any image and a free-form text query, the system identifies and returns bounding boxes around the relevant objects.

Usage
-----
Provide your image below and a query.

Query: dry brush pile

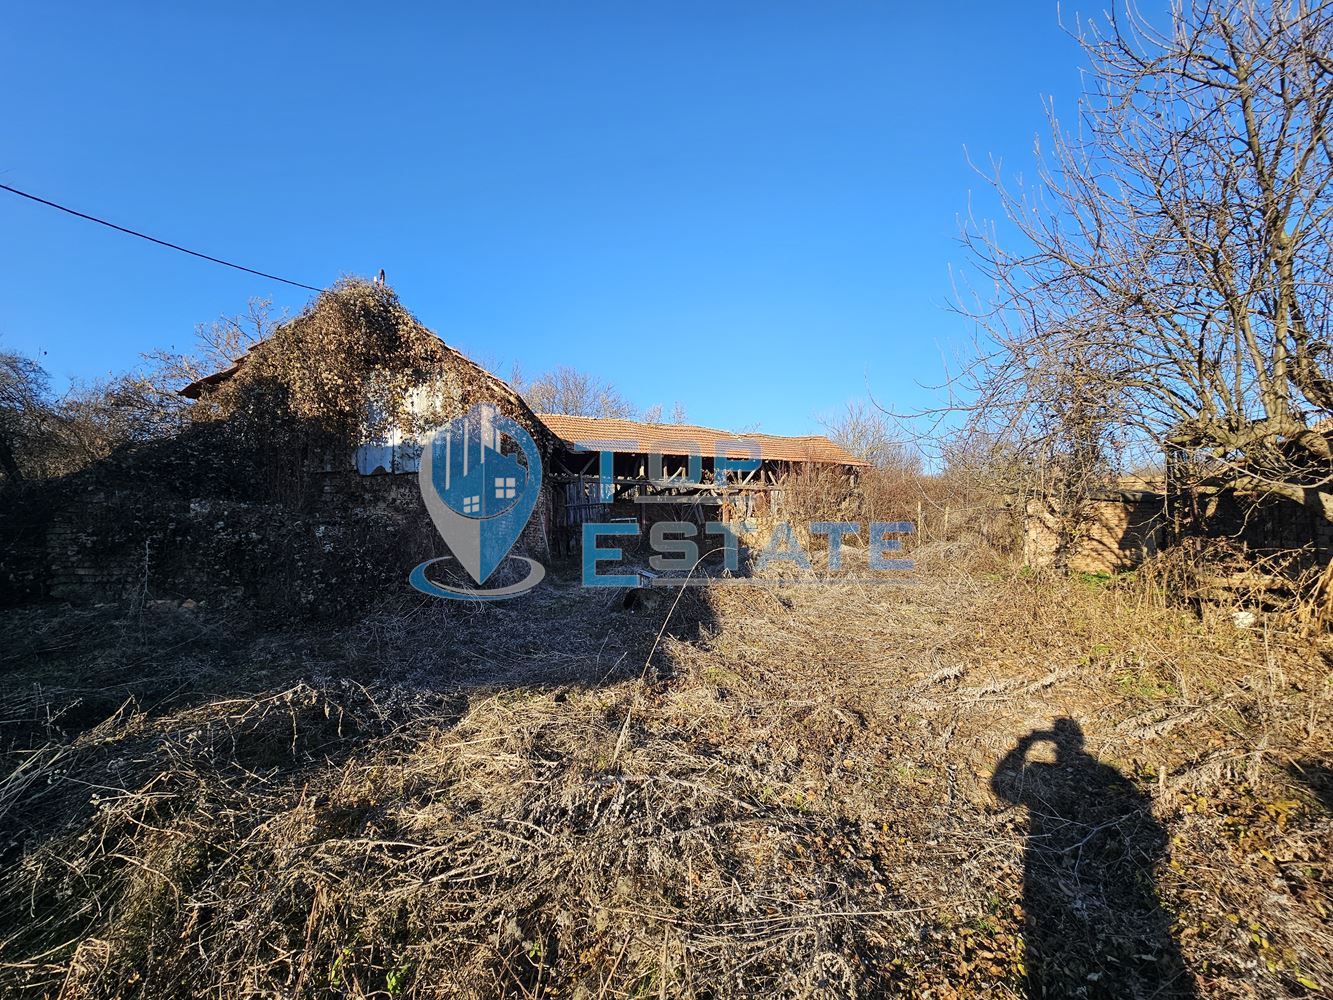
[1,550,1330,998]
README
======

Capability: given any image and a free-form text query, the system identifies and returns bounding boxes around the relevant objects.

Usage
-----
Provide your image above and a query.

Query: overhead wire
[0,182,323,292]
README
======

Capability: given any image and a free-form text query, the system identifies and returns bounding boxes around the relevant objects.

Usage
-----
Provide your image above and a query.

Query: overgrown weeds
[0,555,1329,998]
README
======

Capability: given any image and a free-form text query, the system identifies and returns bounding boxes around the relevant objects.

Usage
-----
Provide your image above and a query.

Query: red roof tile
[537,413,867,466]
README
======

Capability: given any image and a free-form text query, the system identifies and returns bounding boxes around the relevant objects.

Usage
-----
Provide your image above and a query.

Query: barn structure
[537,414,867,555]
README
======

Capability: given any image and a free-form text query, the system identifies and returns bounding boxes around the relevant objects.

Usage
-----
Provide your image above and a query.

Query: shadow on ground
[992,718,1196,999]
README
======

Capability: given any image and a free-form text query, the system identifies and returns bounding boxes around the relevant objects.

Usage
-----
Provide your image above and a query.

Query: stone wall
[0,446,552,615]
[1175,488,1333,557]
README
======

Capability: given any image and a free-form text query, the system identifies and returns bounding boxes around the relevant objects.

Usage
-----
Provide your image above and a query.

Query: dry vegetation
[2,543,1329,999]
[4,3,1331,995]
[2,277,1328,997]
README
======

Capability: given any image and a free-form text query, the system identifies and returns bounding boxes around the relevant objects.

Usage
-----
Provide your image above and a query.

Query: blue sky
[1,2,1093,435]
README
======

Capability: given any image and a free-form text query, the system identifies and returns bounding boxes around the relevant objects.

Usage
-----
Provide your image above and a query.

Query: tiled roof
[537,413,868,466]
[178,354,250,398]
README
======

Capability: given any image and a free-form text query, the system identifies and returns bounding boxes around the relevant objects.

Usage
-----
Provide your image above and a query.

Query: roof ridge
[535,412,830,440]
[536,412,867,466]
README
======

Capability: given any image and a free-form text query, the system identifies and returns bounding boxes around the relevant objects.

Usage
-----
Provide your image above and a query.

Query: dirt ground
[1,546,1330,998]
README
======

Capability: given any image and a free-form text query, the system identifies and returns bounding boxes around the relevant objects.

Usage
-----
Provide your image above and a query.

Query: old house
[2,281,866,610]
[2,283,554,609]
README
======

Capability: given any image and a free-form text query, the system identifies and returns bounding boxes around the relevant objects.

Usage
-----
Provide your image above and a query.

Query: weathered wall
[1023,496,1165,574]
[1175,489,1333,556]
[0,441,551,615]
[1023,486,1333,575]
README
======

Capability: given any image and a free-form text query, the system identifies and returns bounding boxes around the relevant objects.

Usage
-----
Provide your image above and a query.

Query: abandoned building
[180,348,868,560]
[537,414,865,555]
[1,283,865,610]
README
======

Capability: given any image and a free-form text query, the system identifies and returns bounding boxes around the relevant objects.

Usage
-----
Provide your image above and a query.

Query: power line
[0,182,323,292]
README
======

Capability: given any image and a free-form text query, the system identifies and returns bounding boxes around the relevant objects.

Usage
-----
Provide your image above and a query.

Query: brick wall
[1023,495,1166,574]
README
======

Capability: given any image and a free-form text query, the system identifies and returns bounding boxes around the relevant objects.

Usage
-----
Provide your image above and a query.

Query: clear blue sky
[1,2,1094,436]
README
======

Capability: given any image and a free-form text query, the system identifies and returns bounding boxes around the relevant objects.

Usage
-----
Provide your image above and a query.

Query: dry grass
[1,549,1330,998]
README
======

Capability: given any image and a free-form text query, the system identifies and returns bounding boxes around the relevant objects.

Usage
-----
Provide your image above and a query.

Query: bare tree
[824,400,933,535]
[518,365,635,419]
[0,301,282,484]
[0,349,50,482]
[826,400,921,473]
[640,401,687,424]
[957,0,1333,520]
[197,298,278,371]
[147,298,280,394]
[49,371,191,471]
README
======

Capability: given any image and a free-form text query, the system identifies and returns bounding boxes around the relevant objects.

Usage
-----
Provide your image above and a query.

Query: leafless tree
[50,371,190,470]
[0,349,50,482]
[0,301,282,484]
[956,0,1333,520]
[517,364,635,419]
[147,298,280,393]
[822,400,937,536]
[641,401,688,424]
[826,400,921,473]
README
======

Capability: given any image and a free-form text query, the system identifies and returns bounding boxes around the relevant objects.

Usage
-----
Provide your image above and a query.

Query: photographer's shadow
[992,719,1195,998]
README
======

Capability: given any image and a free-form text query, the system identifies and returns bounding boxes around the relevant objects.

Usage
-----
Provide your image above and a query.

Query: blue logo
[409,403,545,600]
